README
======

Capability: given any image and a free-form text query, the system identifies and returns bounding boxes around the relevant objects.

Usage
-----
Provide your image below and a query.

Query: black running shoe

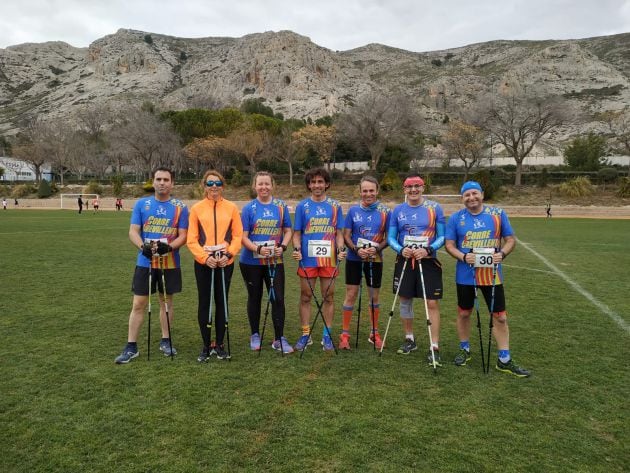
[426,348,442,366]
[495,359,531,378]
[197,347,211,363]
[396,339,417,355]
[453,349,471,366]
[215,345,231,360]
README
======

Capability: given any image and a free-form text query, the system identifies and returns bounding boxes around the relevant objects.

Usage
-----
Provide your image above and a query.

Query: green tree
[161,108,244,144]
[37,179,52,198]
[564,133,608,171]
[240,98,275,118]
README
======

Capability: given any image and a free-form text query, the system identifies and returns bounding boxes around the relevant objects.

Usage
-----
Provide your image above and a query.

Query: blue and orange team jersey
[239,198,292,265]
[389,200,445,256]
[445,205,514,286]
[344,203,391,263]
[294,197,344,268]
[131,196,189,269]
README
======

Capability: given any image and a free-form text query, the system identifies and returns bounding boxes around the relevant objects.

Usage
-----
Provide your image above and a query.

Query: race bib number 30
[473,248,494,268]
[308,240,332,258]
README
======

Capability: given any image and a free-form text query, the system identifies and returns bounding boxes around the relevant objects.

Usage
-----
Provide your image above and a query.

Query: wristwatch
[280,244,288,252]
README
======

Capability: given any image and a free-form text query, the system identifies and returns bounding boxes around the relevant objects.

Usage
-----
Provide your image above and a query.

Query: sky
[1,0,629,52]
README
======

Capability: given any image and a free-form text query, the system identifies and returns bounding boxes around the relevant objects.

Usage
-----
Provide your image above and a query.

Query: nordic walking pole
[259,248,277,357]
[298,260,339,358]
[474,285,486,374]
[369,257,376,352]
[147,261,152,361]
[354,260,364,349]
[418,259,437,373]
[486,263,498,374]
[159,255,174,360]
[220,253,231,361]
[207,267,215,353]
[380,256,408,356]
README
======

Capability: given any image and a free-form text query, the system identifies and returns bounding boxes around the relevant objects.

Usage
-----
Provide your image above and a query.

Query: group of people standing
[114,166,530,378]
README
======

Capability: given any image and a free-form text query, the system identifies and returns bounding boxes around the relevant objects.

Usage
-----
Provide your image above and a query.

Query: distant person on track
[546,202,552,218]
[445,180,531,378]
[114,167,189,364]
[2,198,6,210]
[77,195,83,214]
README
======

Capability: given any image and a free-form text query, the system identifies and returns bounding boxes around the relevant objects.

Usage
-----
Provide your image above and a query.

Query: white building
[0,157,53,182]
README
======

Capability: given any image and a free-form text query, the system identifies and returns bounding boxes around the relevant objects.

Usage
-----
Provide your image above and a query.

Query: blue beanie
[460,181,483,195]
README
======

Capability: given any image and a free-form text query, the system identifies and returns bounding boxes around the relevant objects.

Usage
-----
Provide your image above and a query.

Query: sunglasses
[205,180,223,187]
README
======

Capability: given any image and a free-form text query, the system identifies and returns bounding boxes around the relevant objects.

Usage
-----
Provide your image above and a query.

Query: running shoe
[426,348,442,366]
[159,339,177,356]
[453,349,471,366]
[321,335,334,351]
[272,337,295,354]
[368,332,383,350]
[215,344,231,360]
[250,333,261,351]
[338,333,351,350]
[197,347,211,363]
[115,345,139,364]
[396,339,417,355]
[495,359,531,378]
[294,334,313,351]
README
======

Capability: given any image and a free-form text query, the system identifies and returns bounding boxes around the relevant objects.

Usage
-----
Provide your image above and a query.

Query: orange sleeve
[227,203,243,260]
[186,203,208,264]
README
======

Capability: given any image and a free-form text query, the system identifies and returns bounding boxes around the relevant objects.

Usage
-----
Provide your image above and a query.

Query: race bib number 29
[308,240,332,258]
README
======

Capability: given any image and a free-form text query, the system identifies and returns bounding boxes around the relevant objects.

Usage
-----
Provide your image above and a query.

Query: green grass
[1,211,628,472]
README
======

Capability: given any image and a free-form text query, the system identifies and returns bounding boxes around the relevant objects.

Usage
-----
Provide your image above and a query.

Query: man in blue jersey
[115,168,189,364]
[387,174,445,365]
[445,181,530,377]
[340,176,390,349]
[292,167,347,351]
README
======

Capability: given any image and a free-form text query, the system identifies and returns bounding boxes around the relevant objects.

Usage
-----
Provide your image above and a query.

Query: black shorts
[132,266,182,296]
[456,284,506,313]
[393,256,442,300]
[345,260,383,288]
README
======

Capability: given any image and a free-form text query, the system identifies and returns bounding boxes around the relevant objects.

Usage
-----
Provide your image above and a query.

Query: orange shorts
[297,266,338,279]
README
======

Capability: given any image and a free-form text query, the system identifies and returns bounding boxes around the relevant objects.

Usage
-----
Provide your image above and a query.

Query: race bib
[308,240,332,258]
[254,240,276,259]
[144,237,168,244]
[357,237,378,249]
[203,243,226,257]
[473,248,495,268]
[403,235,429,248]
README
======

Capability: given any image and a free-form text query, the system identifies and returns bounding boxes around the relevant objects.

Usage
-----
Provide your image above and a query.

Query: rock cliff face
[1,28,629,146]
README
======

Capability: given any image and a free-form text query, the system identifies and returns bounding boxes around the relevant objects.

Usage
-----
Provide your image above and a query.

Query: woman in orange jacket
[187,170,243,361]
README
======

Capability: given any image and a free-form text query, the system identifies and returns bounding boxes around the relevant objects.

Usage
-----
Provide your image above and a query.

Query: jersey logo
[397,213,407,221]
[262,208,273,218]
[157,206,168,217]
[315,206,326,216]
[473,218,486,229]
[353,213,363,223]
[367,215,372,222]
[411,213,417,220]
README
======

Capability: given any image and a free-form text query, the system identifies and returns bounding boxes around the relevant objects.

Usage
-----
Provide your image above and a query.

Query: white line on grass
[502,264,557,275]
[517,238,630,335]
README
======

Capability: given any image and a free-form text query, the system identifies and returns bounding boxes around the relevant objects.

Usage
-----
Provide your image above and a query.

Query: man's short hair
[304,167,331,191]
[152,167,174,180]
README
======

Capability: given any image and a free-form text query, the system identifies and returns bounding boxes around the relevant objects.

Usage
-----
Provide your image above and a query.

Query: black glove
[141,242,154,259]
[156,241,173,255]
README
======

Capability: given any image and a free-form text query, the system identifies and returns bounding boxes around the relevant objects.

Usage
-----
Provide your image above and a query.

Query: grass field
[1,210,628,472]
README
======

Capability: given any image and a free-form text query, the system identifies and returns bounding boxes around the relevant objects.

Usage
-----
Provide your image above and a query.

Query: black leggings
[194,262,234,347]
[239,262,286,340]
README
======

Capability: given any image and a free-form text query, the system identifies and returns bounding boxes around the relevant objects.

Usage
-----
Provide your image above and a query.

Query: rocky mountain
[1,28,629,148]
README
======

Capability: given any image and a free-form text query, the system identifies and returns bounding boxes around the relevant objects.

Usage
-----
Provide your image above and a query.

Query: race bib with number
[308,240,332,258]
[357,237,378,249]
[203,243,226,257]
[144,237,168,244]
[473,248,495,268]
[254,240,276,258]
[403,235,429,248]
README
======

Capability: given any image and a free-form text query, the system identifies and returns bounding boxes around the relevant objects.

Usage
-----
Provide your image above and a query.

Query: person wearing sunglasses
[387,173,445,365]
[239,171,294,354]
[187,170,243,362]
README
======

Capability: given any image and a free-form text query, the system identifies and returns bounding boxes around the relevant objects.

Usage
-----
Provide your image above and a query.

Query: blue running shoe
[294,334,312,351]
[115,345,139,364]
[250,333,261,351]
[159,339,177,356]
[321,335,334,351]
[272,337,295,354]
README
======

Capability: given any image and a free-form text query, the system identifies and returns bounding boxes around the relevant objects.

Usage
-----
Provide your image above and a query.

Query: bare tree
[110,106,182,179]
[183,136,232,175]
[225,126,269,173]
[337,92,416,171]
[271,125,303,186]
[476,93,565,185]
[12,117,50,183]
[442,119,487,180]
[601,107,630,176]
